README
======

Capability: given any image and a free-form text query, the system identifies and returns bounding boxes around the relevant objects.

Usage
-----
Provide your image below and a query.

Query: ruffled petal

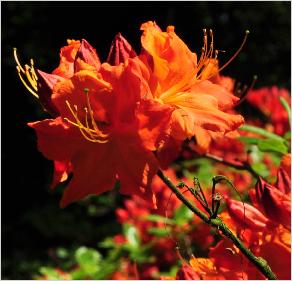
[117,140,158,207]
[52,39,81,78]
[137,99,173,151]
[52,70,113,123]
[140,21,197,95]
[191,80,239,110]
[60,142,116,207]
[28,117,81,161]
[169,92,244,146]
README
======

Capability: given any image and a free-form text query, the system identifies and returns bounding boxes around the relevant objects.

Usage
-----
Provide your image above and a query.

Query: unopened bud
[75,39,101,71]
[107,33,137,66]
[37,69,62,117]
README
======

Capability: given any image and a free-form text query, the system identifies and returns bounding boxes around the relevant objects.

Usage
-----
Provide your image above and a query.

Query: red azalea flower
[247,86,291,135]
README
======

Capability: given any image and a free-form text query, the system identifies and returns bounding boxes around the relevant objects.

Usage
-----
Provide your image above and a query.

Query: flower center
[64,88,109,143]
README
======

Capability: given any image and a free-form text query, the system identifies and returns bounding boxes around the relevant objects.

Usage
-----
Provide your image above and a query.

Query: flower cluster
[16,21,244,207]
[17,21,291,281]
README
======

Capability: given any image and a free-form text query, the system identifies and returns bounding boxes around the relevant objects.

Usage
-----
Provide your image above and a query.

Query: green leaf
[239,124,285,142]
[145,214,174,225]
[75,247,101,274]
[284,131,291,140]
[123,224,140,249]
[251,162,270,178]
[174,204,194,225]
[147,227,170,237]
[98,237,116,249]
[238,136,259,145]
[257,139,288,154]
[39,267,64,280]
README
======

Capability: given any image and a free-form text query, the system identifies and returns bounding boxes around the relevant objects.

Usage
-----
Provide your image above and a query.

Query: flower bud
[275,168,291,194]
[75,39,101,71]
[255,177,291,228]
[226,198,271,231]
[107,33,137,66]
[37,69,62,116]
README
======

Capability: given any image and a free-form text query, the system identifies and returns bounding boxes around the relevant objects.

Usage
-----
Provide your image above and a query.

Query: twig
[157,169,277,280]
[204,153,260,178]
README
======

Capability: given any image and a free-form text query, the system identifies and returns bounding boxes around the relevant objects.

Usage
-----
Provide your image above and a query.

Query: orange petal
[140,21,197,96]
[28,117,81,161]
[190,80,239,110]
[52,39,81,78]
[52,70,112,123]
[137,99,173,151]
[60,142,116,207]
[117,140,158,207]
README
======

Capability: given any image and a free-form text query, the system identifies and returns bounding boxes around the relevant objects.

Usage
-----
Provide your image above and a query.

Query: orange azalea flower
[139,21,245,152]
[18,36,173,207]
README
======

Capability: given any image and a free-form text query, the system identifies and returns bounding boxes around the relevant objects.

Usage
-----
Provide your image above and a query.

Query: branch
[204,153,260,179]
[157,170,277,280]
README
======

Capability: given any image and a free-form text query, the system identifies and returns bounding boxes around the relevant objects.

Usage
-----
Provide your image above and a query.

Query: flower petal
[60,142,116,207]
[117,140,158,207]
[52,39,81,78]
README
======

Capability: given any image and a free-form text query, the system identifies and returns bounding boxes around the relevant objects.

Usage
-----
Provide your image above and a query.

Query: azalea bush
[4,2,291,280]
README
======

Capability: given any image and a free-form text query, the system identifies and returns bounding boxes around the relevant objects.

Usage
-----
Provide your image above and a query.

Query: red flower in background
[247,86,291,135]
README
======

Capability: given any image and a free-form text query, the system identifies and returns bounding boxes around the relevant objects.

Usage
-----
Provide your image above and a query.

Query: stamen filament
[30,59,38,81]
[13,48,25,73]
[218,30,250,72]
[25,65,38,90]
[16,66,39,98]
[65,100,108,143]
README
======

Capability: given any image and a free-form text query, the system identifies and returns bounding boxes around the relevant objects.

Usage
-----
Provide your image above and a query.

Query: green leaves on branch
[257,138,288,154]
[239,124,289,155]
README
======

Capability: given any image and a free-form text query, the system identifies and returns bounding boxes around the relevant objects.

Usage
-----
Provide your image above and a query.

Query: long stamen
[197,29,214,79]
[16,66,39,98]
[14,48,39,98]
[84,88,105,136]
[64,98,108,143]
[235,75,258,107]
[30,59,38,81]
[25,65,38,90]
[13,48,25,73]
[218,30,250,72]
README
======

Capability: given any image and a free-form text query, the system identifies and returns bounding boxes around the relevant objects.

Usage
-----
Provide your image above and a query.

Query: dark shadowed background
[2,1,291,279]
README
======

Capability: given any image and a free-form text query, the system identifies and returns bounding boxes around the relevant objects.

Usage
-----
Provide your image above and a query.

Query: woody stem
[157,169,277,280]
